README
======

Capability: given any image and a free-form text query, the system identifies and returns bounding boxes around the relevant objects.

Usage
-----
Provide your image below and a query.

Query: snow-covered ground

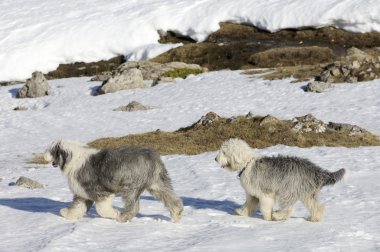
[2,0,380,81]
[1,71,380,251]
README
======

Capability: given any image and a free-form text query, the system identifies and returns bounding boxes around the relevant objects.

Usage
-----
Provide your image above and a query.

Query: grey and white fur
[44,139,183,223]
[215,138,345,222]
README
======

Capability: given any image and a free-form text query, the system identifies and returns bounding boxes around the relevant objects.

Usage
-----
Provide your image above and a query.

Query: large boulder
[16,72,50,98]
[96,68,145,95]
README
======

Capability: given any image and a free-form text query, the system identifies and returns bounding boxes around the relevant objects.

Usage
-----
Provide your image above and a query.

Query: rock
[345,47,374,62]
[16,72,50,98]
[352,60,361,69]
[327,122,366,136]
[246,112,255,119]
[14,176,44,189]
[259,115,279,126]
[13,106,28,111]
[97,68,145,95]
[113,101,153,112]
[305,81,332,93]
[196,112,221,127]
[112,61,204,84]
[90,72,112,82]
[292,114,327,133]
[331,68,341,77]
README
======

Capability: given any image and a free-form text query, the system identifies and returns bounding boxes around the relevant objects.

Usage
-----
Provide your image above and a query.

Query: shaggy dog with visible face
[44,139,183,223]
[215,138,345,222]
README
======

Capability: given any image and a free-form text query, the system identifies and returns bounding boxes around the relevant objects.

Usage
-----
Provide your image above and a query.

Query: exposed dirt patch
[153,23,380,71]
[243,65,324,82]
[248,46,334,68]
[46,56,125,79]
[22,23,380,81]
[88,112,380,155]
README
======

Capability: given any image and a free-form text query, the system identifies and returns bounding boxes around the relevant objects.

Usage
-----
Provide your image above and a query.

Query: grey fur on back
[250,155,345,197]
[78,147,170,201]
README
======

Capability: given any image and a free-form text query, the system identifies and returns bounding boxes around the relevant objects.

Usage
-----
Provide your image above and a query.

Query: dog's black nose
[214,157,217,162]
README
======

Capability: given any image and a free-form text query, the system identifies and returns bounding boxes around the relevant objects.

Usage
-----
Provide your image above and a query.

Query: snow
[2,0,380,81]
[1,70,380,251]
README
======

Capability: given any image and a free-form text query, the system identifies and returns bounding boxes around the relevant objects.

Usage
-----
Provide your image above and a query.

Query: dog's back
[253,155,345,195]
[77,147,167,197]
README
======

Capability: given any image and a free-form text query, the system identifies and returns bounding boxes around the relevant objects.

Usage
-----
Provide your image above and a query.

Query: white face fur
[215,138,260,172]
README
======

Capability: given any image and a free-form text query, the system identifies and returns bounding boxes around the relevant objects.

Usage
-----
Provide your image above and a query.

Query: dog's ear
[60,147,72,171]
[51,141,72,171]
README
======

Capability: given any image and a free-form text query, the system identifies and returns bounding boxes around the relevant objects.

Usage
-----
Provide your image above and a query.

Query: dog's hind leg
[95,194,120,221]
[272,198,295,221]
[302,193,325,222]
[259,194,275,221]
[60,195,93,220]
[148,183,183,223]
[235,193,259,217]
[118,189,144,223]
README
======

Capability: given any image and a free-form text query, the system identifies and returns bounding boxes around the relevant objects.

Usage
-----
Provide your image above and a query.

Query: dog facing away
[215,138,345,222]
[44,139,183,223]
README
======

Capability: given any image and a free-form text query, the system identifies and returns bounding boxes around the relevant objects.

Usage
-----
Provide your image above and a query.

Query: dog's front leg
[60,195,94,220]
[235,193,259,216]
[259,195,275,221]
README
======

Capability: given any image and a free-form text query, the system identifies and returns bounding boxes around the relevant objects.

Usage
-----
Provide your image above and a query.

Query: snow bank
[1,0,380,81]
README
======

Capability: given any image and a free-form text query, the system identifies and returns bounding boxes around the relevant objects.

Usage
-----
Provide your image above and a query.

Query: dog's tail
[323,168,346,186]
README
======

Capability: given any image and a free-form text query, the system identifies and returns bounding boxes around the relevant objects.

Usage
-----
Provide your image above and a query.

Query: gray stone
[352,60,361,69]
[331,68,341,77]
[13,106,28,111]
[259,115,279,126]
[305,81,332,93]
[97,68,145,95]
[327,122,366,136]
[113,101,153,112]
[14,176,44,189]
[292,114,327,133]
[17,72,50,98]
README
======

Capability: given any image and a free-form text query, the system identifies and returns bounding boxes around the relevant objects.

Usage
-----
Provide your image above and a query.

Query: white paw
[60,208,81,220]
[60,208,70,218]
[235,208,249,216]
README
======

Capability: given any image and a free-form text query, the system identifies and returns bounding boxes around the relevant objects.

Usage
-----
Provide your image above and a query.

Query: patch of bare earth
[88,112,380,156]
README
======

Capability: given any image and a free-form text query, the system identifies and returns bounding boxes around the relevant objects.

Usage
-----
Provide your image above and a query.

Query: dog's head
[44,140,73,171]
[215,138,260,172]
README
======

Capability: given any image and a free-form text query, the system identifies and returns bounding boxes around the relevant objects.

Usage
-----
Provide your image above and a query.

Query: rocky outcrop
[96,68,145,95]
[116,61,204,84]
[292,113,367,136]
[95,61,204,94]
[16,72,50,98]
[292,114,327,133]
[113,101,154,112]
[316,48,380,84]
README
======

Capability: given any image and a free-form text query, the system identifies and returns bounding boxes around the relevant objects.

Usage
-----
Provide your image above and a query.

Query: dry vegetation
[88,114,380,155]
[243,65,324,82]
[30,113,380,164]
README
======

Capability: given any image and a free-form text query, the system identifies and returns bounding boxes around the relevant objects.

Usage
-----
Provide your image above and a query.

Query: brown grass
[88,115,380,155]
[248,46,334,68]
[29,114,380,164]
[243,65,323,82]
[27,154,49,165]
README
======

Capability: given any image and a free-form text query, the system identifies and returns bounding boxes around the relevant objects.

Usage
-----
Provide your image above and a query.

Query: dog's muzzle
[52,161,58,167]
